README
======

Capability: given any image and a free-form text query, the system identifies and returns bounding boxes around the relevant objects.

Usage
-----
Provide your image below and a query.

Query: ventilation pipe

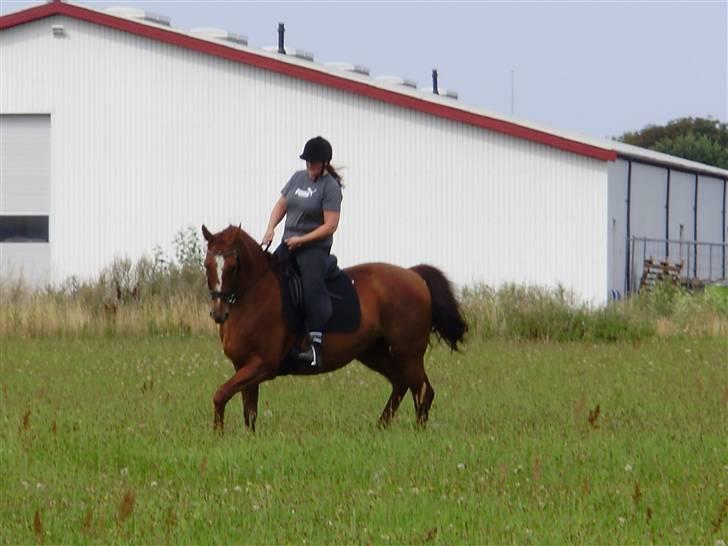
[432,69,439,95]
[278,23,286,54]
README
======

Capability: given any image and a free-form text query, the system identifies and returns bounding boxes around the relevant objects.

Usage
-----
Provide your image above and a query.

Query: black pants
[275,243,332,332]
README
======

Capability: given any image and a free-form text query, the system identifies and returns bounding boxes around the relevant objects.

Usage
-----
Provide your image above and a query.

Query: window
[0,216,49,243]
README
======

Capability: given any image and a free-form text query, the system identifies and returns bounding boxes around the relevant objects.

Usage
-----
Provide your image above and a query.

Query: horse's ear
[201,224,214,242]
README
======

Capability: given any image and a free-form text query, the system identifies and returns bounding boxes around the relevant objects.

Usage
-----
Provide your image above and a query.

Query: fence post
[630,237,636,293]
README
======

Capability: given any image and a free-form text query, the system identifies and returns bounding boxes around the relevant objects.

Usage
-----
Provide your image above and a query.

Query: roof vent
[262,46,314,62]
[324,62,370,76]
[375,76,417,89]
[106,6,171,26]
[420,87,459,99]
[190,28,248,46]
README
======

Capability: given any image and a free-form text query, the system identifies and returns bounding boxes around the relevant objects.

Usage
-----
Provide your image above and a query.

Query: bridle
[206,242,272,305]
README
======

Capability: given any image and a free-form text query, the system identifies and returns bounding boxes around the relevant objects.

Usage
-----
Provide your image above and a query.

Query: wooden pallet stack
[639,258,684,290]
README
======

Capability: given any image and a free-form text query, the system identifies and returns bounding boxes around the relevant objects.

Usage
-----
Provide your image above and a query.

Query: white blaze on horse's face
[214,255,224,292]
[207,252,234,324]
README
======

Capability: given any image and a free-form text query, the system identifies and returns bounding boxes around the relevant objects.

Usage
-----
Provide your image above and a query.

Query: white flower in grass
[234,485,242,492]
[457,463,466,471]
[624,464,633,472]
[36,482,44,490]
[120,467,129,477]
[618,517,626,526]
[150,481,158,488]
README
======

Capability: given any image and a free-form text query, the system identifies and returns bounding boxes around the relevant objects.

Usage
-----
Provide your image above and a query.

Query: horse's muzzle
[210,309,229,324]
[209,300,230,324]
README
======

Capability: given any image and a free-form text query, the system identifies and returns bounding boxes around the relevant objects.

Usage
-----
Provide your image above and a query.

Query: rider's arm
[298,210,340,245]
[263,196,287,243]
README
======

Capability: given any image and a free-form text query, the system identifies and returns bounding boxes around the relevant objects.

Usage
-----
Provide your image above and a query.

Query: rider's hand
[285,236,304,250]
[262,229,274,246]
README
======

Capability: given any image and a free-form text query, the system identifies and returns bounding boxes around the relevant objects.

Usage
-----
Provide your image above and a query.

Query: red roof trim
[1,2,617,162]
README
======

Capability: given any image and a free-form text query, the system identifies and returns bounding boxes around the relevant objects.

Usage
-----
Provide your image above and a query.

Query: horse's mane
[218,225,279,269]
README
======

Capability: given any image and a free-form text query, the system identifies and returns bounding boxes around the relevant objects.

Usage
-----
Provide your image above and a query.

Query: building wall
[608,157,727,293]
[666,170,696,274]
[0,15,609,302]
[607,159,628,296]
[696,175,726,278]
[0,114,51,285]
[629,162,668,242]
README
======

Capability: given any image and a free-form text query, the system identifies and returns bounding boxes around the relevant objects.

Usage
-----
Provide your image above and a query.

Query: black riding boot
[296,331,323,368]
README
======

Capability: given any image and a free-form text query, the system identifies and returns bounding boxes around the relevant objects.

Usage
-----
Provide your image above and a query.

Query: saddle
[273,245,361,335]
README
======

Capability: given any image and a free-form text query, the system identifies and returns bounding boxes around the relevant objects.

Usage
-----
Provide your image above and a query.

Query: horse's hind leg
[414,373,435,426]
[241,384,259,432]
[357,341,408,427]
[379,383,408,427]
[404,360,435,426]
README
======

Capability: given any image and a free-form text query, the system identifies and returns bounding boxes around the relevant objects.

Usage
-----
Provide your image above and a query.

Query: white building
[2,0,726,303]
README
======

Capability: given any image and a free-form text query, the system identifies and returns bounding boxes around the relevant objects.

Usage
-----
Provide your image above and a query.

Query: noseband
[207,249,239,304]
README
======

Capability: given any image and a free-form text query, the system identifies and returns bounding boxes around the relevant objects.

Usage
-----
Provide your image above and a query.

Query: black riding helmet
[299,136,333,163]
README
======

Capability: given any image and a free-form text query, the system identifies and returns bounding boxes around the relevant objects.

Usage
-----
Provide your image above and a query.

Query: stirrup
[295,342,322,368]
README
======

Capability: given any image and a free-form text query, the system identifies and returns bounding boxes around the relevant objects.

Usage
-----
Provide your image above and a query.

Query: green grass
[1,335,726,545]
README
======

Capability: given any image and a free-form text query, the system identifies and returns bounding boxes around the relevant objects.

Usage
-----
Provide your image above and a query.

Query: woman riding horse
[262,136,343,369]
[202,222,467,431]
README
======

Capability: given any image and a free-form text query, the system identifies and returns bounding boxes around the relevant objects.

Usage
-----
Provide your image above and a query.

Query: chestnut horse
[201,224,467,431]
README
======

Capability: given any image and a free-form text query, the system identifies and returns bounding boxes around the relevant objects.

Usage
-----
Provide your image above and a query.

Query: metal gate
[626,236,727,293]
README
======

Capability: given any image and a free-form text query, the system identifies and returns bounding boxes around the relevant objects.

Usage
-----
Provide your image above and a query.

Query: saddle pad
[278,269,361,335]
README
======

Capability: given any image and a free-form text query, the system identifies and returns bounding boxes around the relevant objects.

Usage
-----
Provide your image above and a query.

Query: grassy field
[1,334,726,545]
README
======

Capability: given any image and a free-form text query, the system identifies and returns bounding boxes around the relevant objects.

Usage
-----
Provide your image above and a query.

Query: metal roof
[611,140,728,178]
[2,0,727,178]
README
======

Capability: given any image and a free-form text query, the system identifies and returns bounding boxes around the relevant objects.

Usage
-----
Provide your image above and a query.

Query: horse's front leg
[241,384,259,432]
[213,357,268,432]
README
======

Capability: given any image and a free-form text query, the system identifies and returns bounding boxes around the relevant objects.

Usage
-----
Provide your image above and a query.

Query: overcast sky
[3,0,726,141]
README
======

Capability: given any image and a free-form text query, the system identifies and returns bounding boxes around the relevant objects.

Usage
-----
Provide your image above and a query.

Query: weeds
[1,229,726,339]
[461,281,727,342]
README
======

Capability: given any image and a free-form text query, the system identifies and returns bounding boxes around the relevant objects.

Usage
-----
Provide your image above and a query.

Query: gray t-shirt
[281,170,343,248]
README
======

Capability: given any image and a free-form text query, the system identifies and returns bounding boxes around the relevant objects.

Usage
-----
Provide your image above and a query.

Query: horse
[201,224,467,431]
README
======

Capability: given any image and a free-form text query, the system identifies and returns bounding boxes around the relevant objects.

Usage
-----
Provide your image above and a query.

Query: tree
[616,117,728,170]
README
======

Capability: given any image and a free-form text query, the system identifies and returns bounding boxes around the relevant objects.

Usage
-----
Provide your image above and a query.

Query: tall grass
[1,227,214,338]
[462,281,728,342]
[1,229,726,339]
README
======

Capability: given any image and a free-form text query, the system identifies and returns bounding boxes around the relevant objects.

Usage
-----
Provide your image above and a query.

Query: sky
[2,0,726,141]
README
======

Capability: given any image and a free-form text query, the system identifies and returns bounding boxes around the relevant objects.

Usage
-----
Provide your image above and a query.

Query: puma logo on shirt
[294,187,317,198]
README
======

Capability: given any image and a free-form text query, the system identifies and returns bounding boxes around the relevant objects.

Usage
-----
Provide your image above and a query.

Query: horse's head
[202,224,243,324]
[202,223,272,324]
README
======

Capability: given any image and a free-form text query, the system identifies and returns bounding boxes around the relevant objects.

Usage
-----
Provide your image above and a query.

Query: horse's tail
[410,264,468,351]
